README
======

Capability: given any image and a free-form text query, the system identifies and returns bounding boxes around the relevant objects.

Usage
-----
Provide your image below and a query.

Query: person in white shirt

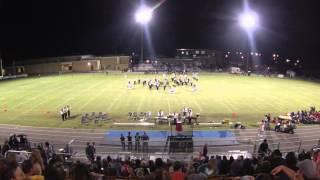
[63,106,68,120]
[192,84,197,92]
[60,108,65,121]
[173,112,178,125]
[187,108,193,124]
[66,105,71,118]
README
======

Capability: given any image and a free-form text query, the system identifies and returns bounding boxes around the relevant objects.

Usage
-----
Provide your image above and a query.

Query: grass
[0,73,320,129]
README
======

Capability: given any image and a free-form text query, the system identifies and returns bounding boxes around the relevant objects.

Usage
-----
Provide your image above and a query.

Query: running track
[0,124,319,158]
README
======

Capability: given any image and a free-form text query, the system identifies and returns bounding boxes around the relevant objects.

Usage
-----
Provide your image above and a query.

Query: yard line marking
[11,81,74,120]
[8,82,62,109]
[106,90,127,112]
[77,80,109,111]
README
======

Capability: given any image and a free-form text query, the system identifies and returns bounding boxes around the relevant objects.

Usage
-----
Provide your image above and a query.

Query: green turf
[0,73,320,129]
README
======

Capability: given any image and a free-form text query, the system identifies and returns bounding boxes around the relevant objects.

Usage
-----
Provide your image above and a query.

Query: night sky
[1,0,319,74]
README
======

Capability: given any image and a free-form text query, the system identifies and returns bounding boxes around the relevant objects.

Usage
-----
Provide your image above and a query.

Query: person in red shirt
[171,161,185,180]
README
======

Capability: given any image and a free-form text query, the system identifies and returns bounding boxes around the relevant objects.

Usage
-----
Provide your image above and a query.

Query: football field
[0,73,320,129]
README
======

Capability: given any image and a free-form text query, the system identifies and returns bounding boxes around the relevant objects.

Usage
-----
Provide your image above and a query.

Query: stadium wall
[24,62,61,74]
[72,60,99,72]
[20,56,129,74]
[99,56,129,71]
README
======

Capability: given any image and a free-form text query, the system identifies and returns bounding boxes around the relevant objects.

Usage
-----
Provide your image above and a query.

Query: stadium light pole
[0,59,2,77]
[238,11,259,75]
[135,5,153,63]
[0,54,3,77]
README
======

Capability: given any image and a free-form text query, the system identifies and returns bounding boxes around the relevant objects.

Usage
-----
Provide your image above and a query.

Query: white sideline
[113,122,155,126]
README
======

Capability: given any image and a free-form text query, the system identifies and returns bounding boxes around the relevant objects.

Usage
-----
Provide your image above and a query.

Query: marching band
[126,72,199,93]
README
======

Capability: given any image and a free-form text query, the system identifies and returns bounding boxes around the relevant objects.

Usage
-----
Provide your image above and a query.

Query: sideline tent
[278,115,292,120]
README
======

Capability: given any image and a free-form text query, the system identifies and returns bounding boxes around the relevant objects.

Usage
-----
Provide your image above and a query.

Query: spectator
[121,160,132,177]
[296,155,319,179]
[46,159,66,180]
[202,144,208,158]
[240,158,254,176]
[285,152,298,171]
[219,156,229,175]
[1,140,10,156]
[230,157,242,176]
[146,158,170,180]
[70,161,90,180]
[186,162,207,180]
[44,141,54,159]
[171,161,185,180]
[30,149,45,175]
[90,156,103,175]
[270,149,285,169]
[256,161,271,174]
[0,159,26,180]
[21,159,45,180]
[85,142,95,162]
[258,139,271,156]
[92,142,96,154]
[198,158,217,177]
[134,159,148,178]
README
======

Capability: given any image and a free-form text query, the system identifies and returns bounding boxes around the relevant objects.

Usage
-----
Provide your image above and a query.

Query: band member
[127,81,133,89]
[157,110,164,118]
[171,72,176,81]
[173,112,178,125]
[183,106,188,116]
[187,108,193,124]
[148,80,153,90]
[192,72,199,81]
[163,73,166,79]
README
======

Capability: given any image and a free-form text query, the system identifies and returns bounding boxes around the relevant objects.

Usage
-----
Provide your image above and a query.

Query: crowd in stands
[290,106,320,124]
[258,106,319,133]
[1,137,320,180]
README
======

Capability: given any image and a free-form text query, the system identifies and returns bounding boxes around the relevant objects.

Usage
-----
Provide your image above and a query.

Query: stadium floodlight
[238,10,259,75]
[134,5,153,63]
[135,6,153,25]
[239,11,259,32]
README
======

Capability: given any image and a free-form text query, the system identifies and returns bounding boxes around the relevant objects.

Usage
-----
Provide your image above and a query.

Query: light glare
[135,6,153,24]
[239,11,259,31]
